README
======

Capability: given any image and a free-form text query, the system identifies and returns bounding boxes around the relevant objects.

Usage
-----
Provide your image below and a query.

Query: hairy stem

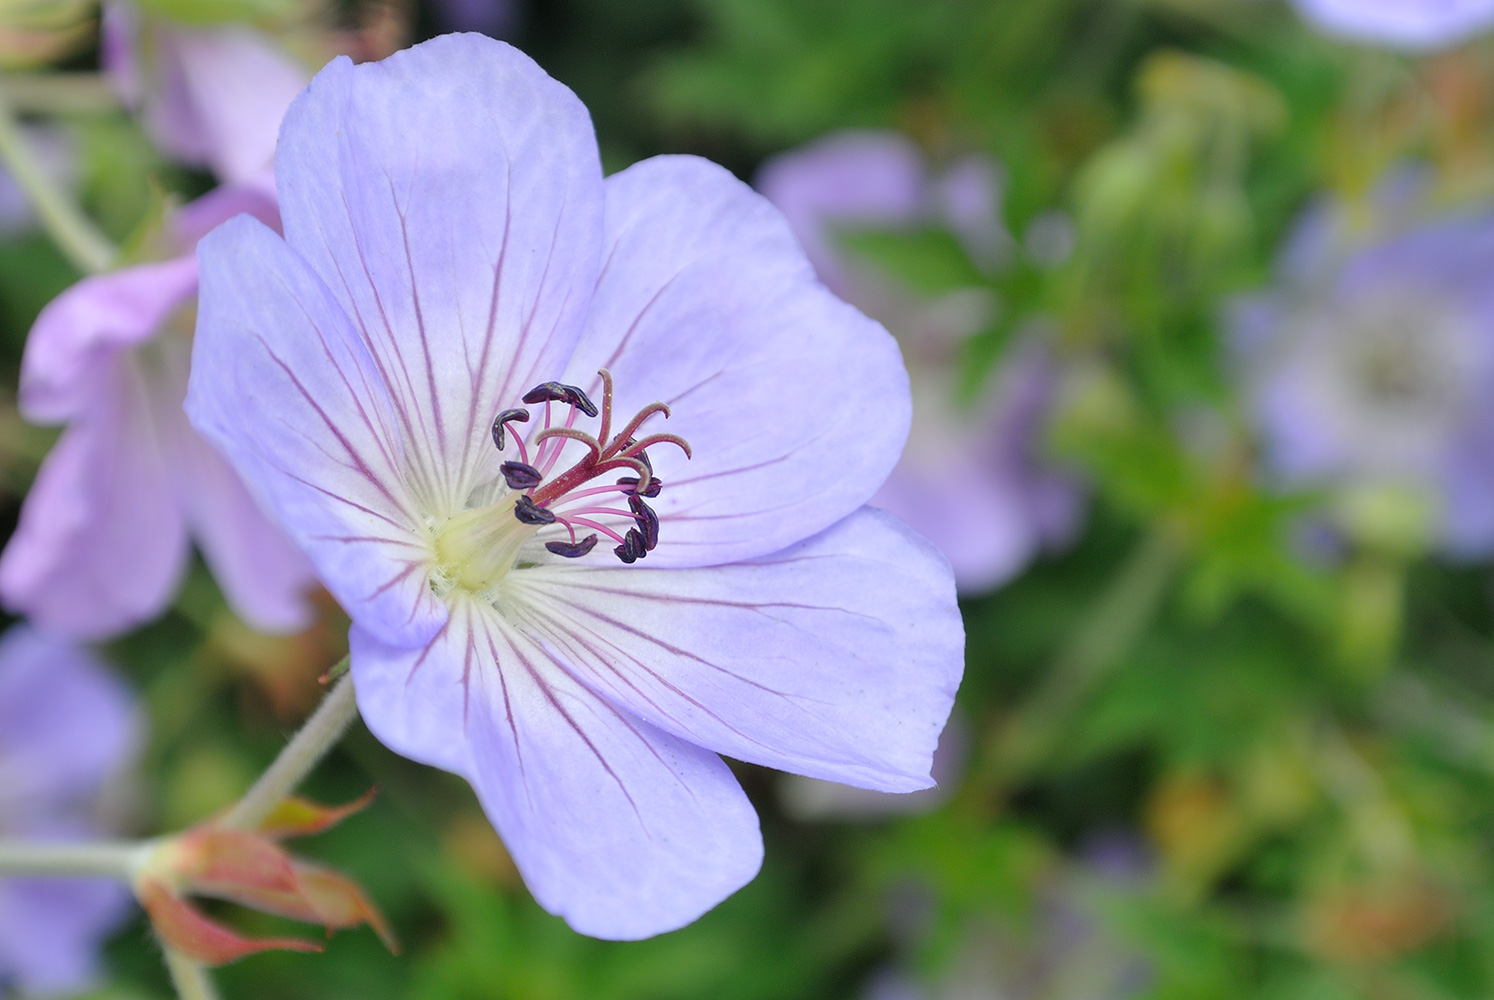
[164,948,221,1000]
[0,82,116,273]
[0,839,150,879]
[219,667,358,831]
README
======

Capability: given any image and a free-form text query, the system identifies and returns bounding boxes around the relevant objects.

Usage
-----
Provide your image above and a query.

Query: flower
[1231,185,1494,556]
[186,34,963,939]
[0,179,315,639]
[1286,0,1494,50]
[102,2,309,183]
[757,131,1081,593]
[0,626,139,996]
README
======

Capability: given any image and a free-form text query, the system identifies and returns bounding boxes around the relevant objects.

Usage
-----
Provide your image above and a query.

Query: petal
[507,507,962,792]
[146,24,307,183]
[163,397,316,634]
[187,214,443,648]
[275,34,605,511]
[19,255,198,423]
[351,594,764,939]
[0,626,139,810]
[561,156,910,567]
[0,362,189,641]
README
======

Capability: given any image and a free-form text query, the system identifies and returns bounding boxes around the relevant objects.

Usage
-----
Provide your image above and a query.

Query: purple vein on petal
[521,608,784,756]
[512,584,806,700]
[251,332,415,520]
[502,624,647,827]
[471,604,532,808]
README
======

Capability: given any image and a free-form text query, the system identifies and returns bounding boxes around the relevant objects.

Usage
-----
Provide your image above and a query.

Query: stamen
[561,516,628,545]
[545,534,599,558]
[513,496,556,525]
[522,381,599,418]
[614,527,648,564]
[616,476,663,499]
[500,461,543,489]
[492,408,530,452]
[628,495,659,550]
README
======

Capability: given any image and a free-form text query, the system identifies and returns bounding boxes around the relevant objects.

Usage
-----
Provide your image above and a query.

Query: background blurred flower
[0,626,139,996]
[102,2,309,183]
[758,131,1082,593]
[187,35,962,940]
[1232,188,1494,557]
[0,179,315,639]
[867,841,1152,1000]
[1286,0,1494,49]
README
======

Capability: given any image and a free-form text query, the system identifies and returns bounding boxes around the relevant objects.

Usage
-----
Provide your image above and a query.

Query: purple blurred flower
[1233,189,1494,556]
[185,35,963,939]
[0,179,316,639]
[0,626,139,996]
[102,3,309,182]
[1287,0,1494,49]
[430,0,519,37]
[758,131,1082,593]
[865,845,1152,1000]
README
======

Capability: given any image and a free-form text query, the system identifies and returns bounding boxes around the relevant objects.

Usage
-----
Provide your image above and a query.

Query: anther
[628,494,659,551]
[500,461,543,489]
[546,534,599,558]
[616,476,663,499]
[513,495,556,525]
[522,381,599,418]
[491,408,530,450]
[613,528,647,564]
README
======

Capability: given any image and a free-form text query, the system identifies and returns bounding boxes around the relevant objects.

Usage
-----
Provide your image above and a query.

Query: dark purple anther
[500,461,543,489]
[628,494,659,550]
[513,495,556,525]
[546,534,599,558]
[522,381,599,418]
[613,528,647,564]
[491,407,530,450]
[616,476,663,499]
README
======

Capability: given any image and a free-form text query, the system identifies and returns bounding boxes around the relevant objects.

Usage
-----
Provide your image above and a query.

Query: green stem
[219,666,358,831]
[0,82,115,273]
[0,838,150,879]
[988,525,1185,788]
[164,948,221,1000]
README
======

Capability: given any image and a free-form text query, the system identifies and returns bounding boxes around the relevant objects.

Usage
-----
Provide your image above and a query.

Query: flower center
[432,369,689,593]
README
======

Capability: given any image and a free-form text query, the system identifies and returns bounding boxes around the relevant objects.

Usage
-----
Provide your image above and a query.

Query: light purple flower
[757,131,1081,593]
[1232,190,1494,556]
[0,626,139,996]
[0,179,316,639]
[185,35,963,939]
[1287,0,1494,49]
[102,3,309,183]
